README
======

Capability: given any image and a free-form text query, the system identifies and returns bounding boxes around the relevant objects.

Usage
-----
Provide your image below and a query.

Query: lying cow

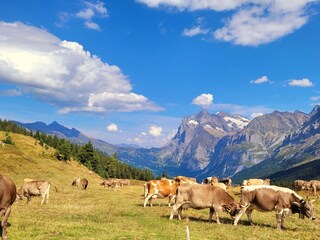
[71,177,80,187]
[242,178,270,186]
[144,179,178,207]
[233,185,316,230]
[170,184,240,224]
[17,180,57,204]
[0,175,17,240]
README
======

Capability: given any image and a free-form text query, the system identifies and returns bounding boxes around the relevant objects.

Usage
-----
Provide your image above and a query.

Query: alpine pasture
[0,132,319,239]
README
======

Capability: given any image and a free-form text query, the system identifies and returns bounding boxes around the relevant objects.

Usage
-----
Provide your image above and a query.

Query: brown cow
[302,180,320,196]
[144,179,179,207]
[242,178,270,186]
[169,184,240,224]
[233,185,316,230]
[174,176,197,185]
[294,180,309,191]
[0,175,17,240]
[100,179,120,190]
[80,178,88,190]
[17,180,56,204]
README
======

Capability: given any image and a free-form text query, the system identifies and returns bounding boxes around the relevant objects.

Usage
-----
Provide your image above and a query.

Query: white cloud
[250,112,264,119]
[311,96,320,101]
[59,1,108,30]
[0,21,162,114]
[137,0,317,46]
[183,26,209,37]
[288,78,314,87]
[106,123,119,132]
[84,21,101,31]
[192,93,213,107]
[149,125,163,137]
[250,76,270,84]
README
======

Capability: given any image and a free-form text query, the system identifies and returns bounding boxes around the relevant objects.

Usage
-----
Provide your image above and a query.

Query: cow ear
[292,202,301,208]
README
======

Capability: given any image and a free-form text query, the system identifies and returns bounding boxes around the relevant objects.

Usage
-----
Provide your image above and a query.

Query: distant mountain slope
[156,110,250,172]
[200,110,309,179]
[232,105,320,182]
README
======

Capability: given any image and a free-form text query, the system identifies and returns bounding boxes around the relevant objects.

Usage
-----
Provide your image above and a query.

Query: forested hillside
[0,119,154,181]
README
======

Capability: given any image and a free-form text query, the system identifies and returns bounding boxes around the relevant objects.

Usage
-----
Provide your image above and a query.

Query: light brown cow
[100,179,120,190]
[80,178,88,190]
[242,178,270,186]
[144,179,179,207]
[0,175,17,240]
[233,185,316,230]
[302,180,320,196]
[174,176,197,185]
[211,182,227,190]
[169,184,240,224]
[17,180,56,204]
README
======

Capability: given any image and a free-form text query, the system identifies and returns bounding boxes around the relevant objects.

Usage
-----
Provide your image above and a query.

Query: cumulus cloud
[58,1,108,30]
[182,26,209,37]
[106,123,119,132]
[287,78,314,87]
[137,0,317,46]
[192,93,213,107]
[0,21,162,114]
[148,125,163,137]
[250,76,270,84]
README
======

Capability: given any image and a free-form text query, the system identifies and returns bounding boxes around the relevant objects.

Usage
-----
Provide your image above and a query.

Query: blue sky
[0,0,319,147]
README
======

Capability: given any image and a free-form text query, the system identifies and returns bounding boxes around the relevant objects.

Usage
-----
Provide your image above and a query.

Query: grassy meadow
[1,131,320,240]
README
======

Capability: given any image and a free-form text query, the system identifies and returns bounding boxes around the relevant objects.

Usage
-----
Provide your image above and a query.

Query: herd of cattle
[143,176,317,231]
[0,174,318,239]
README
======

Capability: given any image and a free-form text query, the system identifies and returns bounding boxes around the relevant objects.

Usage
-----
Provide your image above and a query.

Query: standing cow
[17,180,56,204]
[233,185,316,230]
[144,179,179,207]
[80,178,88,190]
[170,184,240,224]
[0,175,17,240]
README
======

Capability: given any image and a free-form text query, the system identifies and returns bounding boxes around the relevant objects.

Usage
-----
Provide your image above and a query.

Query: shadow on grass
[161,214,234,224]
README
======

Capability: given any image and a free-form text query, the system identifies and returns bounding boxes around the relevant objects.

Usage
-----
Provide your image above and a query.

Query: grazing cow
[72,177,80,187]
[220,178,232,188]
[0,175,17,240]
[302,180,320,196]
[174,176,197,185]
[242,178,270,186]
[80,178,88,190]
[233,185,316,230]
[169,184,240,224]
[294,180,308,191]
[100,179,120,190]
[144,179,179,207]
[17,180,56,204]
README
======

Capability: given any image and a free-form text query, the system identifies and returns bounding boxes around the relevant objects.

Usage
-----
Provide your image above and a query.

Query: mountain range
[13,105,320,182]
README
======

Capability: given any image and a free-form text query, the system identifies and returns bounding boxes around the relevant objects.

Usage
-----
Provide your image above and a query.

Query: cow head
[223,203,241,218]
[293,199,316,220]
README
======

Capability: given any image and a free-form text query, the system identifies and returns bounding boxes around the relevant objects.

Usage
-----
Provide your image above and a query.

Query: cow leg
[233,205,249,226]
[246,209,254,226]
[26,195,31,204]
[144,194,154,208]
[169,204,181,220]
[177,207,183,220]
[209,208,214,223]
[214,209,221,224]
[1,206,11,240]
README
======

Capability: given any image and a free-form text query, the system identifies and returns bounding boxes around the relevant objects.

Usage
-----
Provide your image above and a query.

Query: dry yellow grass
[0,131,319,239]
